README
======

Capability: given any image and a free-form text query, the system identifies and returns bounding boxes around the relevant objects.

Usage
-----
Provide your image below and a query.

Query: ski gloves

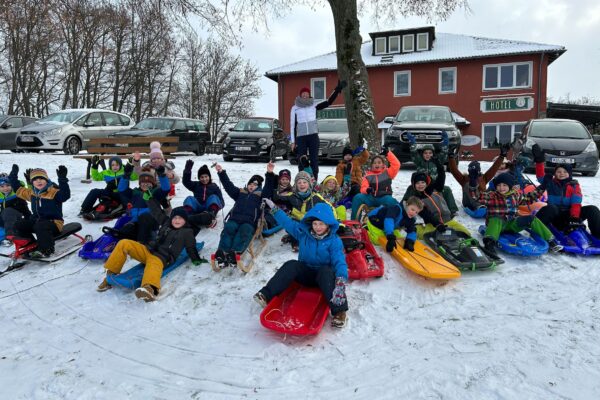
[352,146,365,156]
[532,144,545,164]
[184,159,194,172]
[123,163,134,180]
[155,165,166,177]
[56,165,68,179]
[441,130,449,146]
[385,234,397,253]
[331,277,347,307]
[407,132,416,145]
[91,155,101,169]
[403,238,415,252]
[380,147,389,157]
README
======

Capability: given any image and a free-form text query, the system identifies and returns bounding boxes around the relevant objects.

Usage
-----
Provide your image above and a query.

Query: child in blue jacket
[182,161,224,229]
[254,201,349,328]
[366,196,423,253]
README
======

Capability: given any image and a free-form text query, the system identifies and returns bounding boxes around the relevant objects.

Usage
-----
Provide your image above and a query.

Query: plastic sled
[336,196,352,209]
[377,236,461,280]
[106,242,204,289]
[82,199,126,221]
[79,215,132,260]
[549,225,600,256]
[464,207,487,219]
[478,225,548,256]
[339,220,384,279]
[260,282,330,335]
[423,228,504,271]
[517,202,546,216]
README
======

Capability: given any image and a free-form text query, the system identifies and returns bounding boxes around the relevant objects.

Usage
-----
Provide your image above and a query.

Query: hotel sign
[481,96,533,112]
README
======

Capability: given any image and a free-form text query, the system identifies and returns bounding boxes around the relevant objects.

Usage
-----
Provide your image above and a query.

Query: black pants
[119,213,159,244]
[536,204,600,238]
[13,219,59,252]
[0,208,26,236]
[296,133,320,181]
[81,189,121,213]
[259,260,348,315]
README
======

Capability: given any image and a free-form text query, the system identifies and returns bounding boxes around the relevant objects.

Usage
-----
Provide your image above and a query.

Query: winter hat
[342,147,353,157]
[299,87,310,96]
[109,156,123,169]
[149,141,163,159]
[294,171,314,190]
[321,175,338,188]
[493,172,515,188]
[278,169,291,180]
[30,168,49,182]
[170,206,189,223]
[411,172,429,186]
[247,174,264,188]
[0,173,9,186]
[554,163,573,178]
[197,164,211,181]
[138,168,156,186]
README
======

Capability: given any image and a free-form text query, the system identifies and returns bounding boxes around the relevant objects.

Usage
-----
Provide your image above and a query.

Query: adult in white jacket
[290,80,346,181]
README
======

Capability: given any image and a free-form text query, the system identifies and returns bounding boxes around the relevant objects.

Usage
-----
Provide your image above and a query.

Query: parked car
[514,118,599,177]
[287,118,350,165]
[222,118,288,162]
[111,117,210,155]
[0,115,37,151]
[383,105,462,163]
[15,109,134,154]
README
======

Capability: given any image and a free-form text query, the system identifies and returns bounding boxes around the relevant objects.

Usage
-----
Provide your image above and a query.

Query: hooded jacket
[118,174,171,222]
[535,162,582,218]
[91,163,138,192]
[360,151,401,197]
[404,160,450,226]
[218,170,275,227]
[273,203,348,279]
[335,148,370,186]
[410,142,448,181]
[319,175,343,205]
[182,168,225,207]
[367,203,417,242]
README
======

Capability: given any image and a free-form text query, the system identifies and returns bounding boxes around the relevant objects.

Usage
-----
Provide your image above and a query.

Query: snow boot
[29,247,54,259]
[253,292,268,308]
[548,239,564,253]
[226,251,238,268]
[135,284,158,302]
[483,237,498,257]
[331,311,347,328]
[214,249,228,270]
[97,271,115,292]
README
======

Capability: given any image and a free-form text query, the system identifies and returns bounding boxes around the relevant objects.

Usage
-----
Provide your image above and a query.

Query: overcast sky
[227,0,600,117]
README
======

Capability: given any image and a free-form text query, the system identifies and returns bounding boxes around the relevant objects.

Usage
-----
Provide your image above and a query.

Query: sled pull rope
[264,308,289,340]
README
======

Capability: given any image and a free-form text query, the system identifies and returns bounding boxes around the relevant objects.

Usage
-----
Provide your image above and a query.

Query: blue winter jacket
[274,203,348,280]
[118,174,171,222]
[368,203,417,242]
[218,170,275,227]
[182,169,225,207]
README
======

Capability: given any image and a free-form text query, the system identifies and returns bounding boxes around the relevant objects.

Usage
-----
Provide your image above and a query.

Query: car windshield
[133,118,175,130]
[396,107,453,123]
[39,111,86,123]
[318,119,348,132]
[530,121,591,139]
[232,119,272,132]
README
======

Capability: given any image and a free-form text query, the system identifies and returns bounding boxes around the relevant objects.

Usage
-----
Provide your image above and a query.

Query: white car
[15,109,134,154]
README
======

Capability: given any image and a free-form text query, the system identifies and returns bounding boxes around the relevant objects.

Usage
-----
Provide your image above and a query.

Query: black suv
[111,117,210,155]
[223,118,288,162]
[383,105,461,162]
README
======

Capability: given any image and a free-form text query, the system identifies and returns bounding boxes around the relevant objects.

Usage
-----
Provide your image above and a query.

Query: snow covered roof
[265,32,565,80]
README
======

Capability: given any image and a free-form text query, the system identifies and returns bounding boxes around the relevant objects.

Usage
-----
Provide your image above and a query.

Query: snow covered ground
[0,152,599,400]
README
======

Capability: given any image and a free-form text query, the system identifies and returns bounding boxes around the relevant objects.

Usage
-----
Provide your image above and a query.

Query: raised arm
[315,80,346,111]
[447,155,467,186]
[216,169,240,201]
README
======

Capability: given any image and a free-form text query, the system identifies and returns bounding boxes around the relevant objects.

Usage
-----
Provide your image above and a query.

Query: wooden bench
[73,137,179,183]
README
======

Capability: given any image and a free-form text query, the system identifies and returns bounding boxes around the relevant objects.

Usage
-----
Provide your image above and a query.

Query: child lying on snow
[255,200,349,328]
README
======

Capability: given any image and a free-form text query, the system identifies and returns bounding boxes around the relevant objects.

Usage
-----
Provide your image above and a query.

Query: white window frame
[416,32,429,51]
[483,61,533,91]
[388,35,401,53]
[394,70,411,97]
[310,77,326,101]
[481,122,527,149]
[439,67,457,94]
[402,34,414,52]
[374,37,387,55]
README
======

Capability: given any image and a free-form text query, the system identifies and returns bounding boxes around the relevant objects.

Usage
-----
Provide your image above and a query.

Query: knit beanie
[493,172,515,188]
[0,173,9,186]
[299,87,310,96]
[197,164,211,181]
[30,168,49,182]
[109,156,123,169]
[138,168,156,186]
[247,174,264,188]
[278,169,291,180]
[554,163,573,178]
[294,171,313,190]
[321,175,338,188]
[411,172,429,186]
[149,141,163,159]
[342,147,353,157]
[170,206,189,223]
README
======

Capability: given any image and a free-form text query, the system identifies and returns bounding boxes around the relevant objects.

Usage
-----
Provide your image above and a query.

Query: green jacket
[91,167,138,192]
[410,143,448,181]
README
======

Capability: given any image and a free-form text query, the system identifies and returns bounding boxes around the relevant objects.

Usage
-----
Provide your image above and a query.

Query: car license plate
[236,146,251,151]
[21,136,34,142]
[318,149,323,156]
[551,157,575,164]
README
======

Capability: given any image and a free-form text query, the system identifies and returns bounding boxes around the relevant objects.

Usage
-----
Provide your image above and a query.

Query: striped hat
[138,168,156,186]
[30,168,49,181]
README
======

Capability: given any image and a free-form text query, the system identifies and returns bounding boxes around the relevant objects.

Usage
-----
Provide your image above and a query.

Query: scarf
[295,96,314,108]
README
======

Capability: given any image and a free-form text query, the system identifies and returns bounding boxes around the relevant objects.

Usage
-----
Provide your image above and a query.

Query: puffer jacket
[406,160,450,226]
[182,169,225,207]
[290,87,342,141]
[410,143,448,181]
[535,162,582,218]
[218,170,275,227]
[360,151,401,197]
[133,159,180,185]
[273,203,348,279]
[118,174,171,222]
[368,203,417,242]
[0,191,31,218]
[335,148,370,186]
[91,166,137,192]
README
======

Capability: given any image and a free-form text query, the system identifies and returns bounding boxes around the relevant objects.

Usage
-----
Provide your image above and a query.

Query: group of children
[2,137,600,329]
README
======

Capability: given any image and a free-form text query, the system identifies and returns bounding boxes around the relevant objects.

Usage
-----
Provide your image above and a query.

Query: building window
[416,32,429,51]
[402,34,414,52]
[375,37,386,55]
[389,36,400,53]
[311,77,326,101]
[394,71,411,96]
[482,122,526,148]
[439,67,456,94]
[483,62,532,90]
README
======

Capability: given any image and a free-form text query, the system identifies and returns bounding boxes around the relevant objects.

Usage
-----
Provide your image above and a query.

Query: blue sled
[79,215,132,260]
[549,225,600,256]
[478,225,548,256]
[0,227,4,242]
[106,242,204,289]
[465,207,487,219]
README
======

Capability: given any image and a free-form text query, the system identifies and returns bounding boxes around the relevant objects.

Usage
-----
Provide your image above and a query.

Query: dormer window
[375,37,386,55]
[402,34,414,52]
[369,26,435,56]
[417,32,429,51]
[389,36,400,53]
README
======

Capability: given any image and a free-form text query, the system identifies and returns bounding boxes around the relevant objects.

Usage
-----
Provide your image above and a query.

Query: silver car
[0,115,37,151]
[15,109,134,154]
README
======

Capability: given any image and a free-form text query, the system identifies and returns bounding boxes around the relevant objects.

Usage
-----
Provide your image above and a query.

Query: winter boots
[331,311,347,328]
[482,237,498,257]
[253,292,268,308]
[97,271,115,292]
[135,284,158,302]
[29,247,55,259]
[548,239,564,253]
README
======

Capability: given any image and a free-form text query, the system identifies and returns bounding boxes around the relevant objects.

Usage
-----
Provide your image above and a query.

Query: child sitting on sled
[264,169,295,231]
[97,202,201,301]
[79,156,135,220]
[213,162,275,269]
[335,146,370,199]
[350,147,400,219]
[8,165,70,258]
[474,171,563,256]
[319,175,347,220]
[402,157,471,239]
[182,161,224,229]
[132,142,180,185]
[0,173,31,244]
[255,201,349,328]
[366,196,423,253]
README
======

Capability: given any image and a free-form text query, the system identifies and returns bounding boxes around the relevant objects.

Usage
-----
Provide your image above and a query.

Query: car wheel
[582,171,597,177]
[195,142,206,156]
[63,136,81,155]
[223,155,233,162]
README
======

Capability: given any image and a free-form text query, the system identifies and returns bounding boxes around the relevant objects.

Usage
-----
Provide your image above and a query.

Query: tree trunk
[328,0,379,151]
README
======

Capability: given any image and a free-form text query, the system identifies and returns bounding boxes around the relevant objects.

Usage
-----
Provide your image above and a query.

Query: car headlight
[446,129,459,138]
[224,137,231,145]
[387,129,399,137]
[333,137,349,147]
[583,141,597,153]
[257,138,267,145]
[41,128,62,137]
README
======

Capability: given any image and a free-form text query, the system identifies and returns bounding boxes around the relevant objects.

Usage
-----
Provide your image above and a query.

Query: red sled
[340,220,384,280]
[260,283,330,335]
